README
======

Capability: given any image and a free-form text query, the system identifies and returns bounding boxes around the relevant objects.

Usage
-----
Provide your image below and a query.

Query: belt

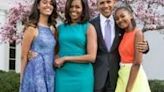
[120,63,132,67]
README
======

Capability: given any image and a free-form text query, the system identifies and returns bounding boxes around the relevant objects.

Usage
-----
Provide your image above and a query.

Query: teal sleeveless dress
[55,22,94,92]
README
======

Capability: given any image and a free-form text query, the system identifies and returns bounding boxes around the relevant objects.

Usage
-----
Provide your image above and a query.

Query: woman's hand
[54,57,66,68]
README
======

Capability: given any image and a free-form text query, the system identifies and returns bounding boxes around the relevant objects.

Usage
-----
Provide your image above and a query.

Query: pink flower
[0,0,163,44]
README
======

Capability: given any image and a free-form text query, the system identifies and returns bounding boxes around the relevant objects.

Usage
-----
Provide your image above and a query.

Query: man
[90,0,149,92]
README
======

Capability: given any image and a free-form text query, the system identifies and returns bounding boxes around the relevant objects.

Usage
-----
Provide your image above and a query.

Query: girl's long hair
[26,0,58,28]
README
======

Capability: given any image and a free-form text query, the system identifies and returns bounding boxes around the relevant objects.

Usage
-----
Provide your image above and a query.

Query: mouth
[43,7,53,11]
[105,9,110,12]
[70,12,78,16]
[102,7,112,12]
[118,22,126,28]
[45,8,52,12]
[70,12,79,18]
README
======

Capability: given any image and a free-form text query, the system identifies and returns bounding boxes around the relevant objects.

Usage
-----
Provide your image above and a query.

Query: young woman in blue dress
[20,0,57,92]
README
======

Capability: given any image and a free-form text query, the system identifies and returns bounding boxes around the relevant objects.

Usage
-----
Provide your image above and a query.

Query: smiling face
[97,0,116,18]
[115,8,133,29]
[38,0,54,16]
[69,0,83,23]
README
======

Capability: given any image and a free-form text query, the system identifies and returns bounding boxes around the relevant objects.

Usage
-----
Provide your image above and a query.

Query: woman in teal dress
[54,0,97,92]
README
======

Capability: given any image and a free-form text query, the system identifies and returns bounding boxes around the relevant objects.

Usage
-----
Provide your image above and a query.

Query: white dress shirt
[100,14,115,45]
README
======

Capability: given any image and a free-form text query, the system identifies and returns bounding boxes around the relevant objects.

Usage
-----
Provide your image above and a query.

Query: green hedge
[149,80,164,92]
[0,70,20,92]
[0,70,164,92]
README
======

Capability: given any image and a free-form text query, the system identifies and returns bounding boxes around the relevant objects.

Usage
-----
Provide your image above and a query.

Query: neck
[71,19,79,24]
[101,13,112,19]
[39,14,49,26]
[105,15,111,19]
[125,24,135,32]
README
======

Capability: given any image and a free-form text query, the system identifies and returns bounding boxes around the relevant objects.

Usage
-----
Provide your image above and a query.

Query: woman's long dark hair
[64,0,90,24]
[26,0,58,28]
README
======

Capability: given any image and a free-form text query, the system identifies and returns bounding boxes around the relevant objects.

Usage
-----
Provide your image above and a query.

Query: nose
[46,3,51,7]
[117,18,122,23]
[103,2,108,8]
[71,7,76,11]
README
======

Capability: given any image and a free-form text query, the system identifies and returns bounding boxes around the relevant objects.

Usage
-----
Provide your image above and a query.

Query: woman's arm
[21,26,37,80]
[126,30,144,92]
[55,24,97,67]
[51,26,60,66]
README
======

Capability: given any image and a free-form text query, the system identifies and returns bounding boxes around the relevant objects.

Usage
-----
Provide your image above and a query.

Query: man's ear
[113,0,117,4]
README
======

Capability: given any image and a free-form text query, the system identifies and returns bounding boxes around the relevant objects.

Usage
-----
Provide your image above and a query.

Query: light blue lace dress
[20,26,56,92]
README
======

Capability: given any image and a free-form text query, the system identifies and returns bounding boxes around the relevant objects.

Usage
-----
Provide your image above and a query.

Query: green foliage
[0,70,20,92]
[0,70,164,92]
[149,80,164,92]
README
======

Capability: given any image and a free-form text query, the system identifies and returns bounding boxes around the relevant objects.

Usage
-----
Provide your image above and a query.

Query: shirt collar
[100,14,114,24]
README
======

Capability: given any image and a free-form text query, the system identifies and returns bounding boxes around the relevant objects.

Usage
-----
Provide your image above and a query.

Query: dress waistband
[120,63,132,67]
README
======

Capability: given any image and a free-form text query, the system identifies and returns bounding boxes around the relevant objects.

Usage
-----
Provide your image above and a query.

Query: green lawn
[0,70,164,92]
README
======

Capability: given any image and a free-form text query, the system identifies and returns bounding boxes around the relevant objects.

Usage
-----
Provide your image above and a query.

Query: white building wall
[143,31,164,80]
[0,44,9,72]
[0,9,9,72]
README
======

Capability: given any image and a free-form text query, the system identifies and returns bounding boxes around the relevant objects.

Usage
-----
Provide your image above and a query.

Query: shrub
[0,70,20,92]
[0,70,164,92]
[149,80,164,92]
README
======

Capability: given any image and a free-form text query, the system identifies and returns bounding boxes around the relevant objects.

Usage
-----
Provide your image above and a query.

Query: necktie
[104,20,112,51]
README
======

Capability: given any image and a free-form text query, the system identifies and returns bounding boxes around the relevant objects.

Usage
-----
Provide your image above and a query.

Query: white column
[15,21,24,73]
[16,44,21,73]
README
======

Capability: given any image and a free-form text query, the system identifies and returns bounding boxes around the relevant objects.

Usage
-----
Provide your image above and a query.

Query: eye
[42,0,47,4]
[99,1,104,5]
[106,0,111,4]
[70,5,81,9]
[120,14,125,18]
[75,5,80,9]
[50,1,53,5]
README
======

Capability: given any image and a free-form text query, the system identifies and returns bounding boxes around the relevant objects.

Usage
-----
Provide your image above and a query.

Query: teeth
[45,9,52,12]
[71,13,77,16]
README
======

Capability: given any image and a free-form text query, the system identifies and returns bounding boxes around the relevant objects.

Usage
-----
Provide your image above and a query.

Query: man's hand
[136,41,149,53]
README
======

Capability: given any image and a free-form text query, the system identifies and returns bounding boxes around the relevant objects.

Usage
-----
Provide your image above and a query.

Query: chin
[45,11,53,15]
[71,17,79,20]
[118,25,126,29]
[104,13,112,18]
[45,13,51,15]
